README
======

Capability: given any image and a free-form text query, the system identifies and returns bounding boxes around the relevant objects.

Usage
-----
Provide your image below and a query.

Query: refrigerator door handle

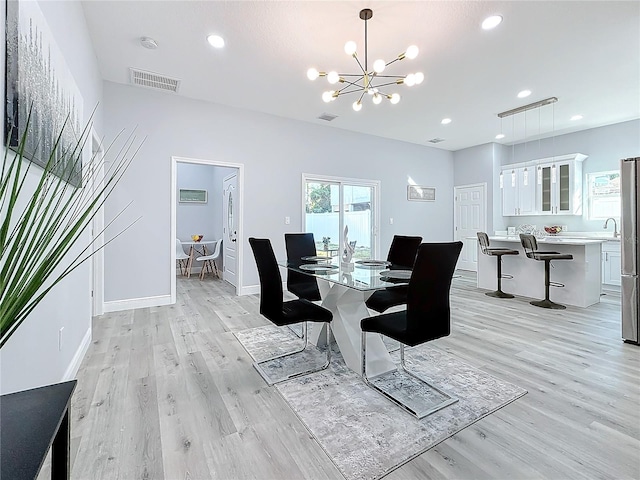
[620,158,638,276]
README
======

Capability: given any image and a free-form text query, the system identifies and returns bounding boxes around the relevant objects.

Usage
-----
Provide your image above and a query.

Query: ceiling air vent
[129,68,180,93]
[428,138,445,144]
[318,113,338,122]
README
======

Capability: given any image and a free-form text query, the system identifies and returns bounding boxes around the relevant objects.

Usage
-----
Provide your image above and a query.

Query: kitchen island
[477,236,605,307]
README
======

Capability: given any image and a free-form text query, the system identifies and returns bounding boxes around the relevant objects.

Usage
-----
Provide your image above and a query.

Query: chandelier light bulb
[373,59,386,73]
[307,68,320,81]
[390,93,401,104]
[327,71,340,84]
[322,91,333,103]
[405,45,419,59]
[372,93,382,105]
[405,73,416,87]
[414,72,424,84]
[344,41,357,56]
[353,101,362,112]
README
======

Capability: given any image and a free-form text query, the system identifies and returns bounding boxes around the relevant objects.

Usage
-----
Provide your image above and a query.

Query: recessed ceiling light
[441,118,452,125]
[482,15,503,30]
[207,34,225,49]
[517,90,531,98]
[495,133,505,139]
[571,114,584,121]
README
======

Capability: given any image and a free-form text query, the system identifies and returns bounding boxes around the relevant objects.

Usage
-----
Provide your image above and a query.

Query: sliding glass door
[303,174,379,260]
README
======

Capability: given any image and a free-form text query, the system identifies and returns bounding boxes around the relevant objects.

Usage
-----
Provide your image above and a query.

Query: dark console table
[1,380,77,480]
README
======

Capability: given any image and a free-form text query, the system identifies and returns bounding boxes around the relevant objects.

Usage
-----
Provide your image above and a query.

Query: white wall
[177,163,217,241]
[102,81,454,299]
[0,1,103,394]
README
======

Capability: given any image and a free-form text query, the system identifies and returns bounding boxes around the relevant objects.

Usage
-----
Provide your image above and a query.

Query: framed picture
[4,0,84,187]
[407,185,436,201]
[179,189,208,203]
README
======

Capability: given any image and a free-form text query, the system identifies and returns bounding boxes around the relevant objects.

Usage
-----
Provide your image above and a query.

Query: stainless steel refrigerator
[621,157,639,344]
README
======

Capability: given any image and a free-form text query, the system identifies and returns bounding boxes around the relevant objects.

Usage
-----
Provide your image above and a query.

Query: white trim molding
[62,327,92,381]
[103,294,173,313]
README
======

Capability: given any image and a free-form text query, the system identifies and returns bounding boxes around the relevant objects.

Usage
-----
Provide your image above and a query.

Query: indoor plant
[0,112,139,348]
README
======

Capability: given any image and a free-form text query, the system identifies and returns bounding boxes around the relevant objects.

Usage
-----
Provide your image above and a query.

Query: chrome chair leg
[253,322,331,386]
[361,332,458,419]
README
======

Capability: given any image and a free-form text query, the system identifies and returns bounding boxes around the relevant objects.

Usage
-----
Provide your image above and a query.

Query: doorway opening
[171,156,244,301]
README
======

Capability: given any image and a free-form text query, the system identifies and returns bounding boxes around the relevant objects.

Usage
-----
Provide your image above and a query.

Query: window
[587,170,620,219]
[303,174,379,260]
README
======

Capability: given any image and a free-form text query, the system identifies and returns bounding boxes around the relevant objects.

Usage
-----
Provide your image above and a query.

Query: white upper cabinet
[501,166,536,216]
[501,153,587,217]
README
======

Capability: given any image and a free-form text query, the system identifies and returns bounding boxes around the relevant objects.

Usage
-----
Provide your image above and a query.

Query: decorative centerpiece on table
[341,226,355,271]
[191,234,204,242]
[322,236,330,251]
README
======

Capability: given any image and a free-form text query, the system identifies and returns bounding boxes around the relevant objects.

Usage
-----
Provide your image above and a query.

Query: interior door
[223,173,238,287]
[454,184,486,272]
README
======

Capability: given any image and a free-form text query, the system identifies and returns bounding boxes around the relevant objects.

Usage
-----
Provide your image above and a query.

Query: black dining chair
[519,234,573,309]
[361,241,463,419]
[284,233,321,302]
[365,235,422,313]
[248,237,333,385]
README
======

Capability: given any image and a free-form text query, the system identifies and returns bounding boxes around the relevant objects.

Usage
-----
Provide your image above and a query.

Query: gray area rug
[234,325,527,480]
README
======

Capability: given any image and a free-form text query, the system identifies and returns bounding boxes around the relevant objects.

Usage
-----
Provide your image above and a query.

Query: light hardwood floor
[65,273,639,480]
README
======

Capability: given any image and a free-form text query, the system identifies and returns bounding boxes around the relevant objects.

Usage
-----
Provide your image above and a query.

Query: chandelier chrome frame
[307,8,423,111]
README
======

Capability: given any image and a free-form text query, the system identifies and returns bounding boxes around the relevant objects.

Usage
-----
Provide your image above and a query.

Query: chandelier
[307,8,423,111]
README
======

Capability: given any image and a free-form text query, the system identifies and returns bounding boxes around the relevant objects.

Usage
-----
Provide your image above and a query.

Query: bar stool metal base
[530,298,566,309]
[486,290,515,299]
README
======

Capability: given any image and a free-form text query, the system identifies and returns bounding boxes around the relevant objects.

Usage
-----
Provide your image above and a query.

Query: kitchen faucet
[603,217,619,238]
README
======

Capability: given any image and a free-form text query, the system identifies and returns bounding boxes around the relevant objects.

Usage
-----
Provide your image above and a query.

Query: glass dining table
[279,258,411,377]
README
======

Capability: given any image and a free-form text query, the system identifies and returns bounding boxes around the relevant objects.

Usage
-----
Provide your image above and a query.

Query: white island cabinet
[476,236,604,307]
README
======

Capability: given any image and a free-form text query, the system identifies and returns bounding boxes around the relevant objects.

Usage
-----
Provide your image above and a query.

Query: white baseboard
[238,282,289,296]
[239,284,260,296]
[103,294,173,313]
[63,327,91,381]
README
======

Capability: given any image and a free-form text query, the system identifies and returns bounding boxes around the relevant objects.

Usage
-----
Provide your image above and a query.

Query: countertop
[489,236,606,245]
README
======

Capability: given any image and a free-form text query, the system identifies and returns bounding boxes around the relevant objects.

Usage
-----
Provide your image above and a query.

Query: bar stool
[477,232,519,298]
[519,234,573,310]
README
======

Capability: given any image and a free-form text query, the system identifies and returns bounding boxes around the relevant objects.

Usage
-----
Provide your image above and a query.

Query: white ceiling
[81,1,640,151]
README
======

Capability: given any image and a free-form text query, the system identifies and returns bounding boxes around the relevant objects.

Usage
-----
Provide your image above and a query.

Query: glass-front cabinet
[535,156,584,215]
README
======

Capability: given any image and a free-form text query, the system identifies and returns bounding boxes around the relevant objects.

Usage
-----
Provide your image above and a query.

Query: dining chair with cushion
[361,241,463,419]
[248,237,333,385]
[197,239,223,280]
[365,235,423,313]
[519,233,573,309]
[284,233,321,302]
[176,238,191,276]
